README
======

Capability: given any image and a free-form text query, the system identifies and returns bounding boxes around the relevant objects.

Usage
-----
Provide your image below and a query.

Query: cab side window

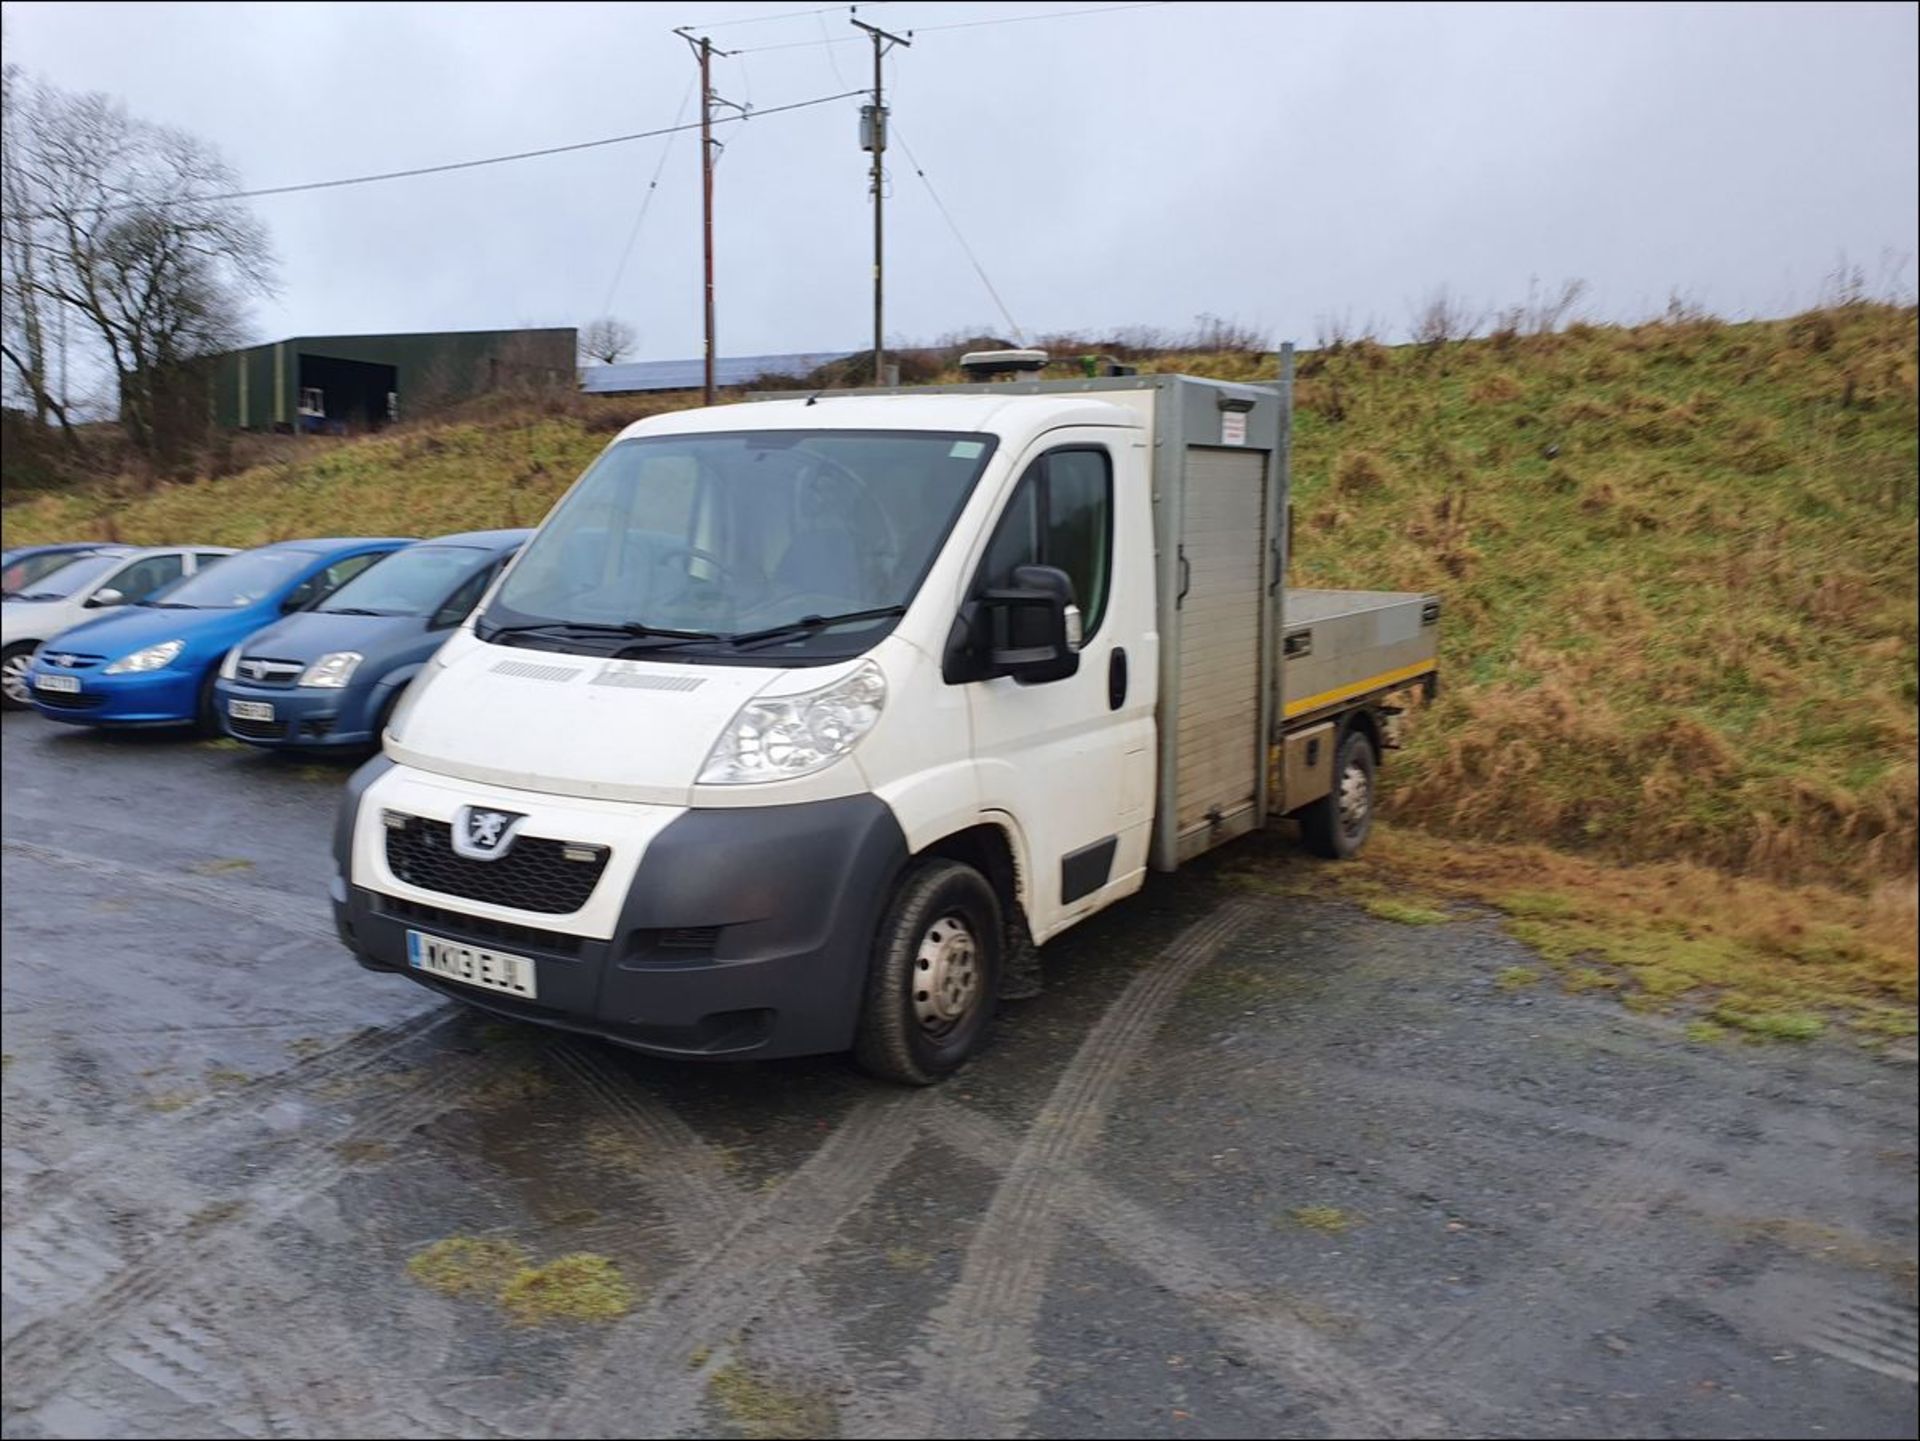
[975,447,1113,638]
[106,552,184,602]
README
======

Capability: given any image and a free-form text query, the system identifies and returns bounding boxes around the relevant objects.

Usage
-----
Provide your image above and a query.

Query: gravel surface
[3,715,1915,1439]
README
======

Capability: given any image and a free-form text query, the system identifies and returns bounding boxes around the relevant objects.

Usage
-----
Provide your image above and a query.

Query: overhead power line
[599,75,699,318]
[912,1,1169,33]
[733,0,1168,49]
[680,1,881,31]
[46,89,868,215]
[889,120,1025,344]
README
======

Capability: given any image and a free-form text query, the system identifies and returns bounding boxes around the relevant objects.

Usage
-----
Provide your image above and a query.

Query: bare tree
[580,316,637,366]
[1,72,272,471]
[0,66,75,447]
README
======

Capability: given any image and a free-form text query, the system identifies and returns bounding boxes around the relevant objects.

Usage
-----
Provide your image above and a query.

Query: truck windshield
[480,429,997,661]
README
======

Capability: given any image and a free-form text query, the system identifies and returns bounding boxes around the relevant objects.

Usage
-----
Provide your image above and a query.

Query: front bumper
[215,677,378,747]
[332,759,908,1061]
[28,664,202,727]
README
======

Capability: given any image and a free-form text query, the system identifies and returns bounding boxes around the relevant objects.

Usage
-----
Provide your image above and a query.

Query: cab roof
[615,392,1140,448]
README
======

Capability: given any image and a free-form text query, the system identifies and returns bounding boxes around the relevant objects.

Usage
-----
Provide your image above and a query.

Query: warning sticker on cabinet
[1221,411,1247,445]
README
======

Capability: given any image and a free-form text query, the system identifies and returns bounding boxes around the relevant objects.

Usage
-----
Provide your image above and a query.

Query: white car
[1,545,237,709]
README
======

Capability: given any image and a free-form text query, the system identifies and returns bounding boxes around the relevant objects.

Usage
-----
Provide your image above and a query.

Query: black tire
[192,667,223,736]
[1300,725,1378,860]
[1,642,38,712]
[854,858,1003,1086]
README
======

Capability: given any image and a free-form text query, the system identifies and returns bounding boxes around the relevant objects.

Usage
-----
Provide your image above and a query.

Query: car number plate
[406,930,537,1000]
[34,674,81,694]
[228,699,275,721]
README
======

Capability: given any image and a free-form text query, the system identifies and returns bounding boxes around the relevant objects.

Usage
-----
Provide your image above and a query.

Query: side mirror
[87,587,126,608]
[979,563,1082,684]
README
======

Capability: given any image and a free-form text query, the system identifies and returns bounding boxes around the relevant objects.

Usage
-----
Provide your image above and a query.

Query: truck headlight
[300,652,363,688]
[219,644,242,680]
[103,639,184,674]
[698,660,885,785]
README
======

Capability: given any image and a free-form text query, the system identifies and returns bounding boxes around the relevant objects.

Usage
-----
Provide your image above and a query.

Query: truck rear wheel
[854,858,1003,1086]
[1300,726,1377,859]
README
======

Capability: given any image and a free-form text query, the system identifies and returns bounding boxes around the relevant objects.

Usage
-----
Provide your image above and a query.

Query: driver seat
[774,526,863,601]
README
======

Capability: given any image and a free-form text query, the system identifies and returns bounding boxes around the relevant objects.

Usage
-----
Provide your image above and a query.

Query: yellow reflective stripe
[1283,660,1435,719]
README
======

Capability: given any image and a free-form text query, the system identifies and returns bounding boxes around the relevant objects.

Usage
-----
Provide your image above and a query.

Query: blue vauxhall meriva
[27,537,413,731]
[215,529,529,749]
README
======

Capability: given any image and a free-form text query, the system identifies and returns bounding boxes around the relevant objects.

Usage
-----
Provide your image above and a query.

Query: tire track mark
[882,900,1265,1441]
[555,1043,891,1436]
[4,1007,453,1225]
[547,1088,927,1439]
[3,838,334,945]
[928,1098,1442,1438]
[1,1040,510,1416]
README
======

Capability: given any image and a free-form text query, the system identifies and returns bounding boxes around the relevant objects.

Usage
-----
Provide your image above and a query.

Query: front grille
[385,816,608,915]
[235,658,304,687]
[228,715,288,739]
[37,651,105,671]
[374,894,584,956]
[35,689,105,710]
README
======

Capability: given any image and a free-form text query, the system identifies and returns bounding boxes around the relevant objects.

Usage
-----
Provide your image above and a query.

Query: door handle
[1176,548,1191,605]
[1269,537,1281,595]
[1108,647,1128,711]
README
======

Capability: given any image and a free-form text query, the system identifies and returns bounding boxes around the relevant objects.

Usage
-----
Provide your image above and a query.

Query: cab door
[959,429,1157,940]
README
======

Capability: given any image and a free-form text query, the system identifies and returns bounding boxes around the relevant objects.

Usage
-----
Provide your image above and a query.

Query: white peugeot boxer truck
[331,359,1439,1083]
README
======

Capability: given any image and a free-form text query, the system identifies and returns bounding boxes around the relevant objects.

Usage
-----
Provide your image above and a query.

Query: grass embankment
[6,305,1915,1030]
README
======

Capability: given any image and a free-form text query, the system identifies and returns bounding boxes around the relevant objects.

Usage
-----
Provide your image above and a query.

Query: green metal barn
[210,327,577,431]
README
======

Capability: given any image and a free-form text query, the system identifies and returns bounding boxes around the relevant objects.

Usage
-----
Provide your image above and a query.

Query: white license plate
[34,674,81,694]
[228,699,275,721]
[406,930,537,1000]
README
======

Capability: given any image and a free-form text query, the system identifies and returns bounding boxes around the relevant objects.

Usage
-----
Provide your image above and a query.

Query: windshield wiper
[322,606,389,616]
[143,601,202,609]
[728,605,906,651]
[480,618,724,650]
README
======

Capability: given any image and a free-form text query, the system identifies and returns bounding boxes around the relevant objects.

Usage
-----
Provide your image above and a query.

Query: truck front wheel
[1300,726,1377,860]
[854,859,1003,1086]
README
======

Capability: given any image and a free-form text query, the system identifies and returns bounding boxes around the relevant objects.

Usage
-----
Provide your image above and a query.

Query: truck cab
[332,372,1437,1083]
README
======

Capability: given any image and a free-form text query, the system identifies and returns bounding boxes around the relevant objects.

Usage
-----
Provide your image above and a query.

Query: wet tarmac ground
[3,714,1916,1439]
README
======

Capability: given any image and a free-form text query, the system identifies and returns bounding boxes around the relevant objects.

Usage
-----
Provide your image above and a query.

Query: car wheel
[854,859,1003,1086]
[1300,725,1377,860]
[193,668,223,736]
[1,643,38,711]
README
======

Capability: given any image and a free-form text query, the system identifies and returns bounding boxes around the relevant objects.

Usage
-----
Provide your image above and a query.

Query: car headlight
[219,644,242,680]
[299,652,363,688]
[103,639,184,674]
[698,660,885,785]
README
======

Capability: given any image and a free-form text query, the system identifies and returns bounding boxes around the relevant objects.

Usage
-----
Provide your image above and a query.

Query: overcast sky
[3,0,1916,362]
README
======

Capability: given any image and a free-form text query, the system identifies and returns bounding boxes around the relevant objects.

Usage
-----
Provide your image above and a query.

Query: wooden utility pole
[675,28,735,406]
[852,17,911,387]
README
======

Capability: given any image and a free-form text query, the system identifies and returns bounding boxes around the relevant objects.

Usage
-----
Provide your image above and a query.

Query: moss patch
[706,1362,839,1440]
[1712,1007,1824,1042]
[499,1252,634,1326]
[188,857,254,876]
[1363,898,1451,926]
[1495,966,1541,990]
[1288,1206,1356,1233]
[406,1237,527,1298]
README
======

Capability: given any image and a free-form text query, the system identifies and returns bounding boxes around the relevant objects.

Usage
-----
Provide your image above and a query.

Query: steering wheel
[651,544,740,612]
[795,453,900,580]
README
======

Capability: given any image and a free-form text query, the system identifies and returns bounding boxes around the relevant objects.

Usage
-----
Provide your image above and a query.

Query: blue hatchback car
[215,529,529,749]
[27,537,414,730]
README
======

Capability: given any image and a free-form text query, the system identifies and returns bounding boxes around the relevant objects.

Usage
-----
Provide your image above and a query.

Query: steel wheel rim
[1,652,34,705]
[911,913,980,1038]
[1337,760,1371,835]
